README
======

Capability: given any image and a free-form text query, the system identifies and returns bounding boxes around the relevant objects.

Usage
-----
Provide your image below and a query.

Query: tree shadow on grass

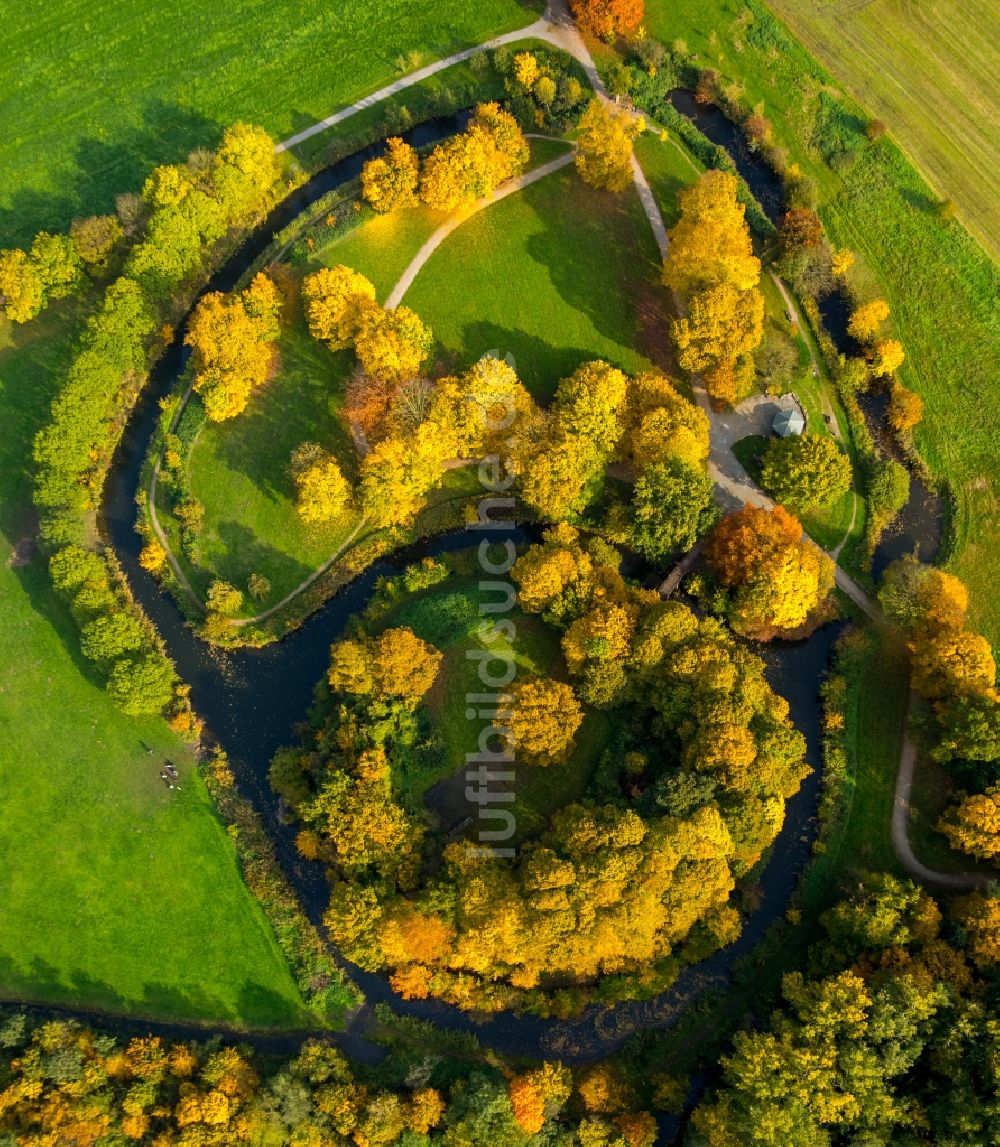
[0,100,221,248]
[454,321,598,404]
[519,180,662,354]
[209,338,357,505]
[212,522,313,601]
[0,952,305,1030]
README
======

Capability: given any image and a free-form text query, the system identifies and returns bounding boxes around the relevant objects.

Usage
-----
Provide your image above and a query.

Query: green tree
[760,432,852,512]
[106,654,176,715]
[631,457,717,560]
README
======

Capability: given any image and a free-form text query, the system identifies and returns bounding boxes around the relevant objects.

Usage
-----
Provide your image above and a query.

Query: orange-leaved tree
[570,0,645,39]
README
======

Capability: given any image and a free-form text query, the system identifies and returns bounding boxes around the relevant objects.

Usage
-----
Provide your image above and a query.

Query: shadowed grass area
[0,309,310,1028]
[180,312,361,612]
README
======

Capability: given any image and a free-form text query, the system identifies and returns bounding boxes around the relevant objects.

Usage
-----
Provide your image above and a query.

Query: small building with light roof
[772,407,806,438]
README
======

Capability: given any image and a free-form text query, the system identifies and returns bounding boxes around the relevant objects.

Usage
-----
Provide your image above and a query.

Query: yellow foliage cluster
[361,136,420,213]
[291,442,351,525]
[620,371,711,472]
[705,505,835,635]
[186,271,281,420]
[575,98,644,193]
[358,420,450,527]
[664,170,764,406]
[328,626,443,700]
[302,263,377,347]
[504,676,584,765]
[420,102,529,211]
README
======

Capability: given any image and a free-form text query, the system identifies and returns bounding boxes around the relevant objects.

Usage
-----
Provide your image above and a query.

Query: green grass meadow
[180,314,362,612]
[404,164,666,401]
[643,0,1000,646]
[0,0,538,246]
[0,309,309,1027]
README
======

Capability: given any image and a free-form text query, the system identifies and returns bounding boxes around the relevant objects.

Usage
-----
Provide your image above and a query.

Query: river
[97,113,845,1064]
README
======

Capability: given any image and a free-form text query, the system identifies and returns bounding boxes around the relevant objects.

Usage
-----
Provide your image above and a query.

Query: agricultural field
[767,0,1000,260]
[644,0,1000,645]
[0,310,310,1027]
[0,0,537,245]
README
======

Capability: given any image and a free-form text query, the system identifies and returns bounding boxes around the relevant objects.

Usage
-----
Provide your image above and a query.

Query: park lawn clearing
[0,311,310,1029]
[0,0,537,246]
[180,311,361,614]
[643,0,1000,646]
[404,164,665,401]
[314,138,574,299]
[766,0,1000,261]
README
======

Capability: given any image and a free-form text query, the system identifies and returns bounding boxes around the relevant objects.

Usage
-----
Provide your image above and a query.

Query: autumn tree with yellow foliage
[420,102,528,210]
[504,677,583,765]
[186,271,281,421]
[291,442,351,525]
[329,626,442,700]
[355,304,433,386]
[570,0,645,38]
[361,136,420,213]
[358,420,449,527]
[664,171,764,406]
[301,263,377,347]
[575,98,643,192]
[704,505,835,637]
[939,787,1000,861]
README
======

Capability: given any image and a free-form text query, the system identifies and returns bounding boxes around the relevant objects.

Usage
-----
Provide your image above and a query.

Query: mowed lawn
[0,312,309,1027]
[644,0,1000,645]
[0,0,537,246]
[180,314,361,612]
[767,0,1000,261]
[404,165,665,401]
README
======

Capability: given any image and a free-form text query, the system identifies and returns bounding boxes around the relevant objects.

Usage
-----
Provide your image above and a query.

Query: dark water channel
[667,88,785,224]
[97,117,845,1064]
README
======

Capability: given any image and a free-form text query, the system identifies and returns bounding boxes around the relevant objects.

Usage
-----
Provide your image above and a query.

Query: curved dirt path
[892,695,997,890]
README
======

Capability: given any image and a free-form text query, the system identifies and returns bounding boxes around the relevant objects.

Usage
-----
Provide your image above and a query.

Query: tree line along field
[642,0,1000,647]
[767,0,1000,261]
[0,0,537,246]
